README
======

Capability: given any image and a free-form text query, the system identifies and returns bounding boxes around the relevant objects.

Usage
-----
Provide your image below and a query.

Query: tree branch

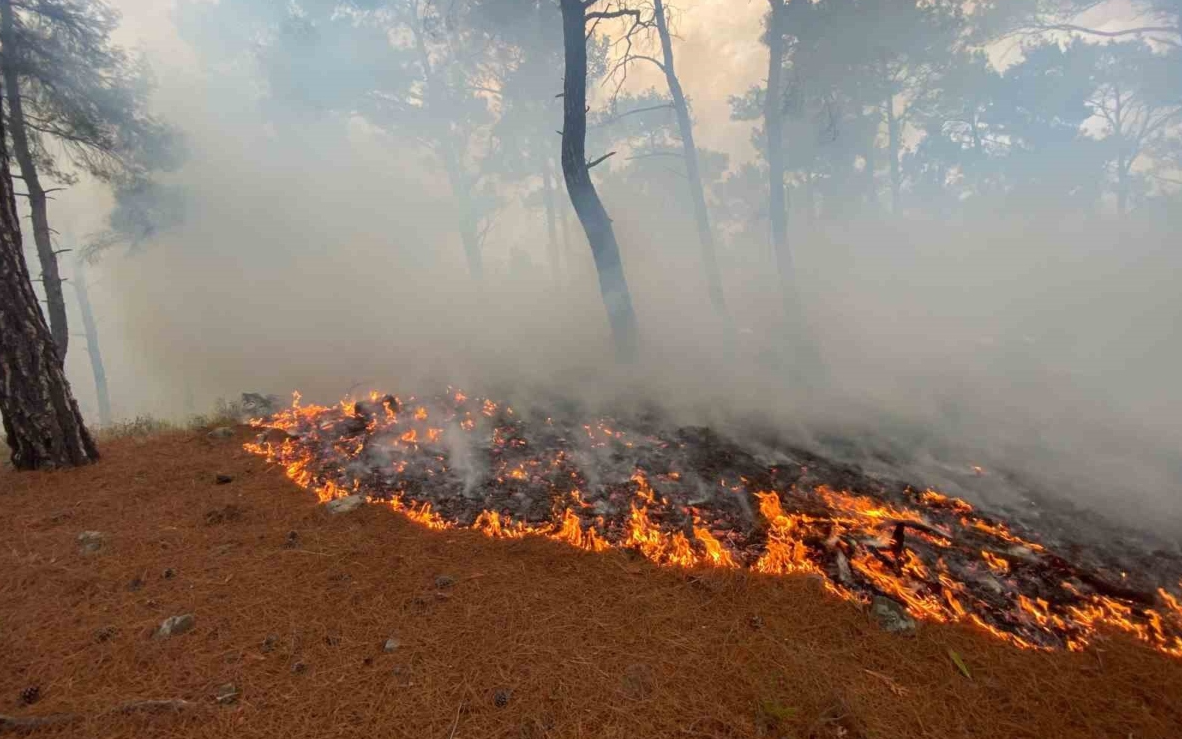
[587,151,617,169]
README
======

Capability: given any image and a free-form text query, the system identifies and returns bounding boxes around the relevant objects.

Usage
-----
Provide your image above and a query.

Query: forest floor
[1,427,1180,739]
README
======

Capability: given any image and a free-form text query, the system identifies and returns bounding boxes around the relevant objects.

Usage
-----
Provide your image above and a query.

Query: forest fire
[245,389,1182,658]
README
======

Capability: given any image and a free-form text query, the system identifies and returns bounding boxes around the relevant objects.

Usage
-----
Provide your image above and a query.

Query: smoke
[55,0,1182,544]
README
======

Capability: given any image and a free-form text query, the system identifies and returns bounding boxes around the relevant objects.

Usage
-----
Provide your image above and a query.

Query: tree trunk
[72,258,111,427]
[559,0,640,361]
[440,144,485,279]
[652,0,729,323]
[1,0,68,358]
[885,94,901,216]
[1114,88,1128,218]
[541,156,562,284]
[412,20,483,279]
[765,0,791,286]
[0,76,99,470]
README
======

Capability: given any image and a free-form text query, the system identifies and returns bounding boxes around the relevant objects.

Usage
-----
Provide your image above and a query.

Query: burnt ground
[1,428,1181,739]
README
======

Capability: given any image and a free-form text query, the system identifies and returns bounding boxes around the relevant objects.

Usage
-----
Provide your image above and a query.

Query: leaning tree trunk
[541,156,562,284]
[0,79,98,470]
[72,257,112,427]
[1,0,68,358]
[652,0,729,323]
[559,0,640,361]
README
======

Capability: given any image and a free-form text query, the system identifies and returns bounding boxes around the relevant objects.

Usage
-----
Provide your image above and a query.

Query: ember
[246,389,1182,657]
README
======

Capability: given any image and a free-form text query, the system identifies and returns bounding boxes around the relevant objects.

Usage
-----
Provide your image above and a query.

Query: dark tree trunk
[764,1,797,313]
[1,0,68,358]
[559,0,639,361]
[652,0,729,323]
[885,94,901,215]
[72,258,111,427]
[541,156,562,284]
[0,76,99,470]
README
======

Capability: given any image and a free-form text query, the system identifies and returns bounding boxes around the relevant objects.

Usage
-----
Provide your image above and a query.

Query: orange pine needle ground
[1,428,1179,738]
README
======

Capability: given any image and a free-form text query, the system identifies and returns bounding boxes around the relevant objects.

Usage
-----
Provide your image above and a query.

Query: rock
[383,637,400,653]
[283,531,299,548]
[257,428,298,446]
[128,577,144,592]
[291,662,307,674]
[214,683,239,705]
[163,568,176,579]
[261,634,278,653]
[493,688,512,708]
[871,596,916,635]
[434,574,456,589]
[77,531,105,555]
[325,495,364,514]
[94,626,117,643]
[207,427,235,440]
[833,550,854,586]
[155,614,196,638]
[215,474,234,485]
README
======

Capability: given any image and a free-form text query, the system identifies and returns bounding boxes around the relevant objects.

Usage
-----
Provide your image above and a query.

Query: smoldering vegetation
[54,0,1182,544]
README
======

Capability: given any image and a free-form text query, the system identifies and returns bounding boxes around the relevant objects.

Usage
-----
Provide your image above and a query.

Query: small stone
[163,567,176,579]
[493,688,512,708]
[383,637,400,653]
[155,613,196,638]
[363,657,374,667]
[434,591,452,601]
[77,531,105,555]
[215,474,234,485]
[291,661,307,674]
[748,614,764,630]
[434,574,456,589]
[214,683,239,705]
[261,634,278,653]
[871,596,916,635]
[325,495,364,514]
[94,626,117,643]
[207,427,235,440]
[283,531,299,548]
[128,577,144,592]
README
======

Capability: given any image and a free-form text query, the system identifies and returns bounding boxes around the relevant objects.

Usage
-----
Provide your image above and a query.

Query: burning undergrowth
[244,389,1182,657]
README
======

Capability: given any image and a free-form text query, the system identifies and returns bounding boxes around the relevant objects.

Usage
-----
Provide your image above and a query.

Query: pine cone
[20,686,40,705]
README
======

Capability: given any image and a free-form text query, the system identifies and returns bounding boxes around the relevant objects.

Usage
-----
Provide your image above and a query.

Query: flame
[246,389,1182,659]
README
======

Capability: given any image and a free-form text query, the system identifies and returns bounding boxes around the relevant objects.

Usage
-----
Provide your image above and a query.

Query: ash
[248,388,1182,657]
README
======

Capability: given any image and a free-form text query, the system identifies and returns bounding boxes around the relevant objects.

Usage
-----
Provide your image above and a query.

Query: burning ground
[3,425,1182,738]
[248,389,1182,658]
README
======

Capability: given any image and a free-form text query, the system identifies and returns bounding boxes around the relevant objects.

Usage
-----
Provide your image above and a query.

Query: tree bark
[652,0,729,323]
[765,0,791,284]
[0,75,99,470]
[885,94,901,216]
[560,0,640,362]
[72,258,111,427]
[541,156,562,284]
[1,0,68,358]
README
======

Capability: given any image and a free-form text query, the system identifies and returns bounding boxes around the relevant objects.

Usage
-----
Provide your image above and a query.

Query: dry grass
[0,428,1179,739]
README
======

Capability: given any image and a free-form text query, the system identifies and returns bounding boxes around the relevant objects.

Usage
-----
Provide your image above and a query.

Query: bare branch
[587,151,617,169]
[586,10,641,22]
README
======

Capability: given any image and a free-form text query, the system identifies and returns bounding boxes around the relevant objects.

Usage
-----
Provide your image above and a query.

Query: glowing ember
[246,388,1182,658]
